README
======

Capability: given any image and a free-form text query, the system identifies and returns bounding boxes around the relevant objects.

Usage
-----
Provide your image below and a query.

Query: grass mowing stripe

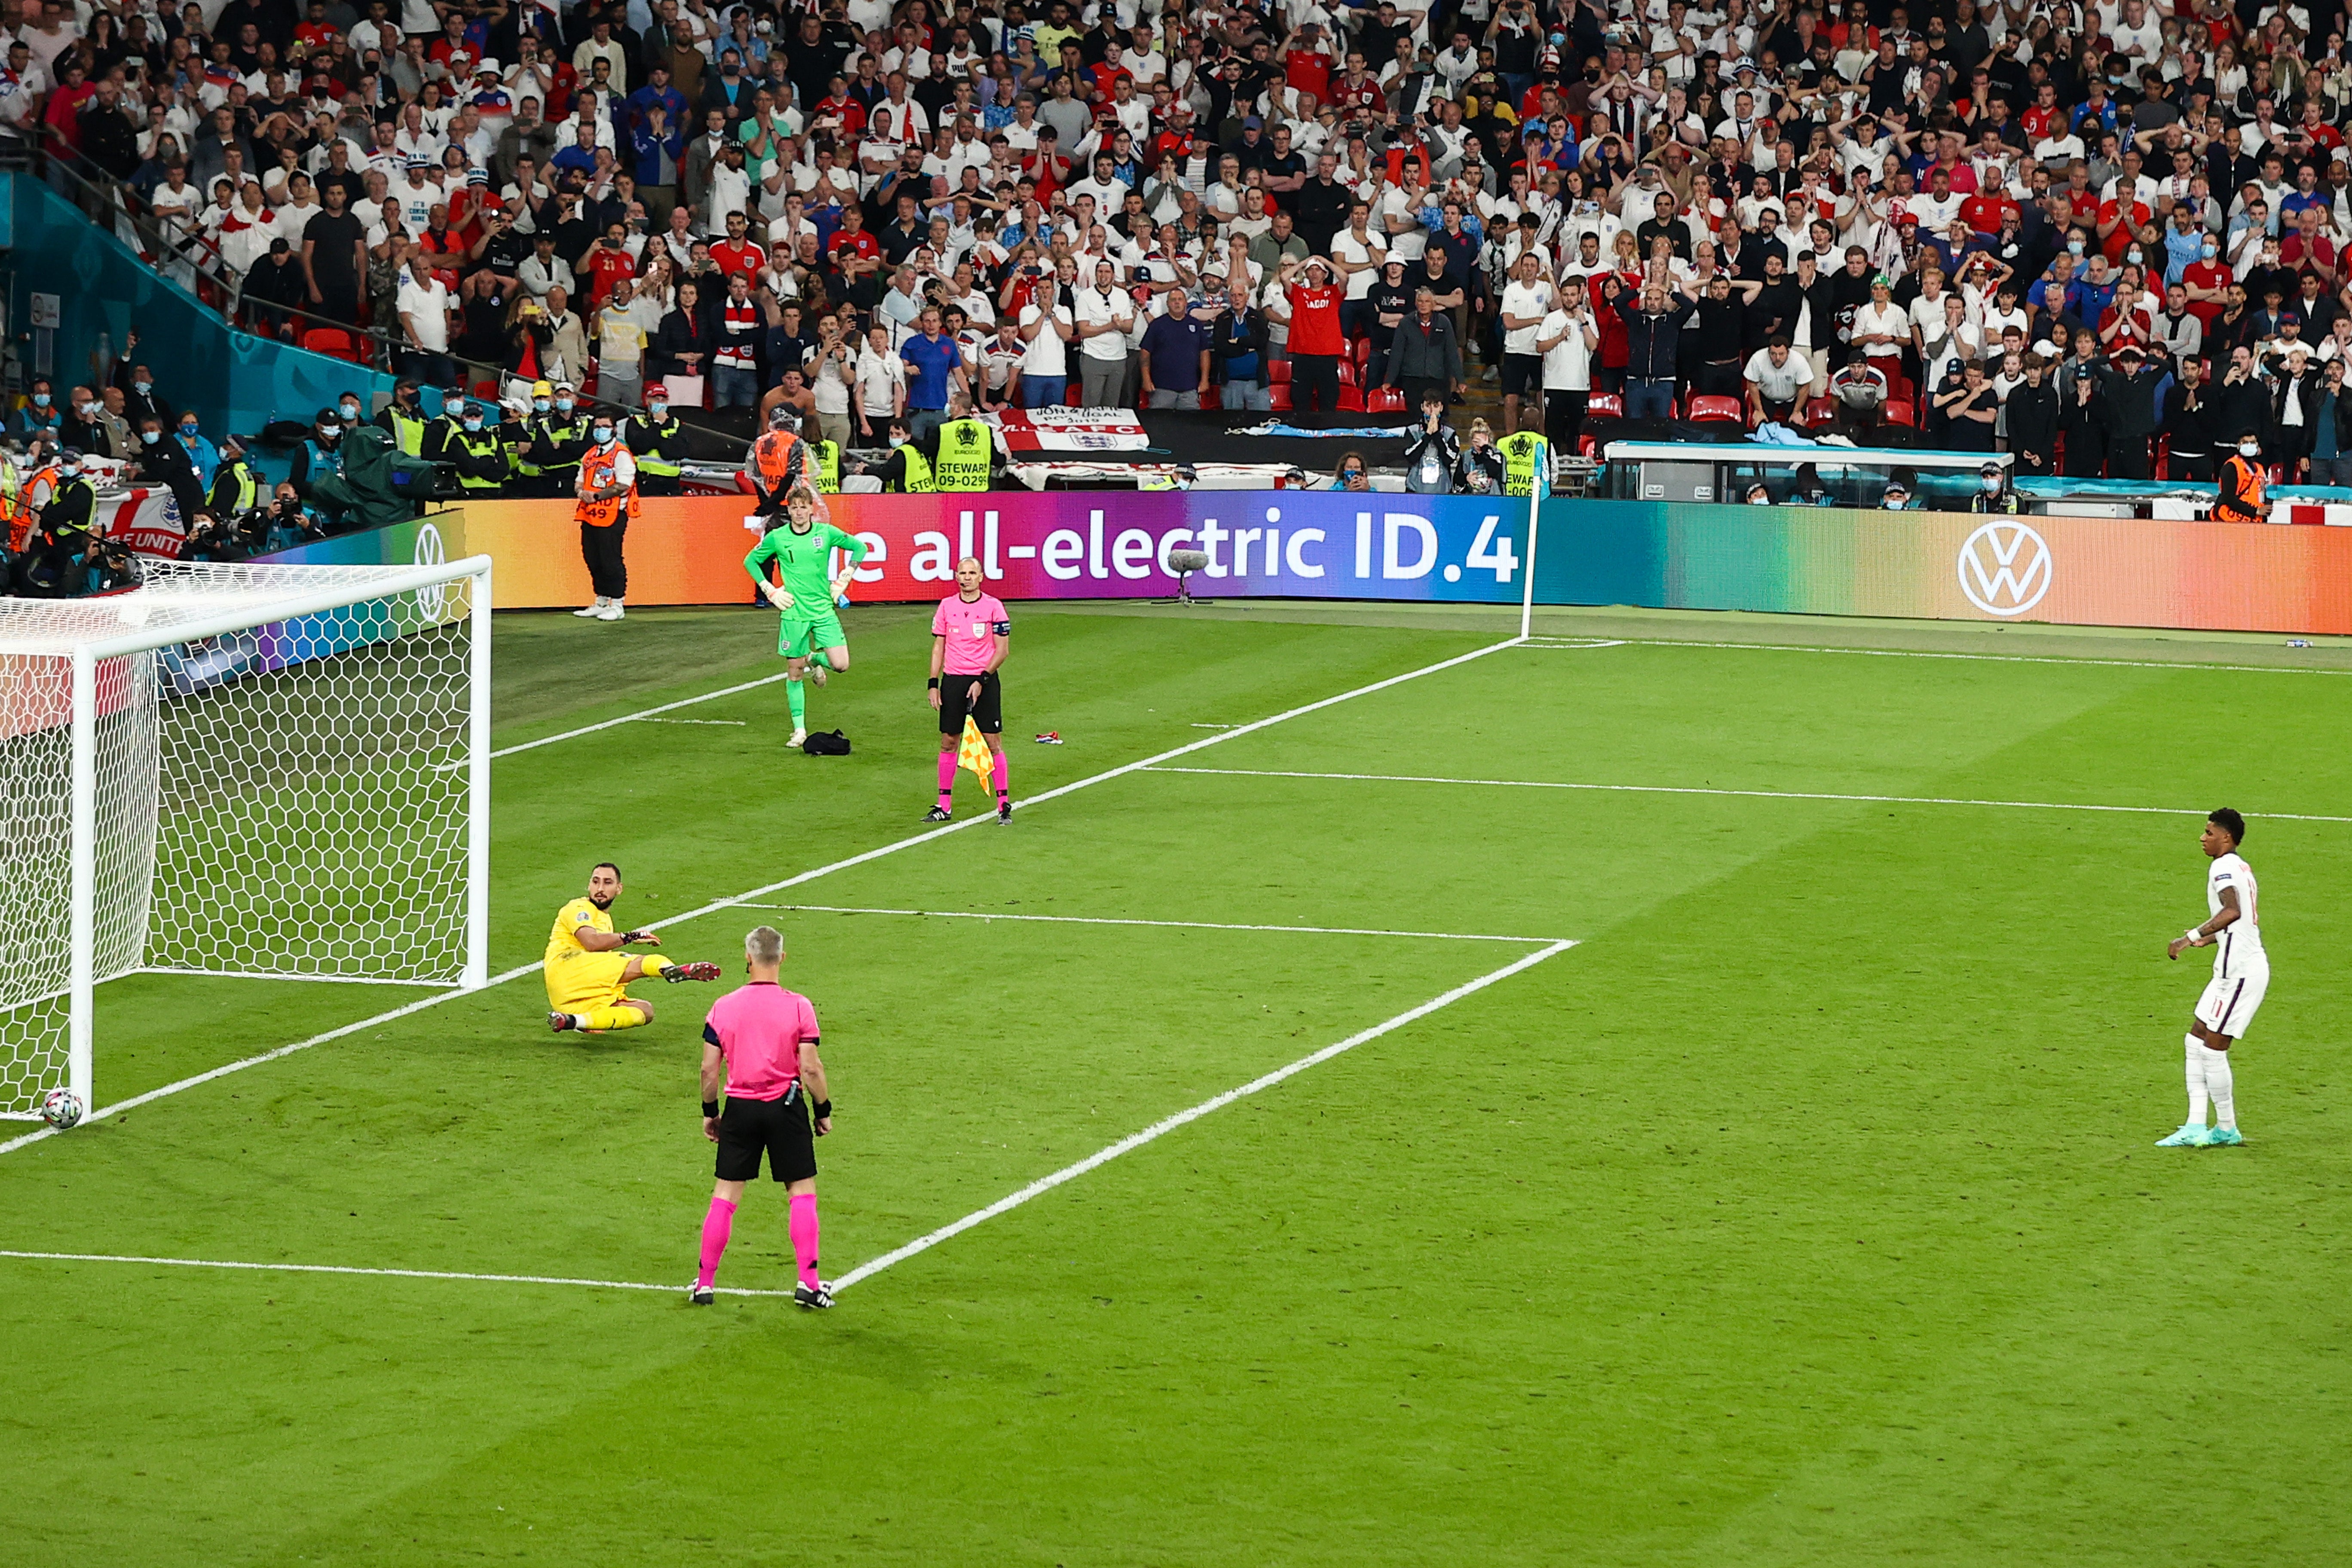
[0,634,1524,1161]
[742,903,1565,944]
[829,938,1579,1294]
[1522,636,2352,675]
[1141,765,2352,824]
[0,1250,796,1298]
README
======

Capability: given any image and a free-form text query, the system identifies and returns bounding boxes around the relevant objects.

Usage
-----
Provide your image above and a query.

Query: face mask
[341,403,361,420]
[1982,475,2003,493]
[2068,239,2086,256]
[556,396,574,412]
[179,423,198,438]
[592,424,615,444]
[2203,243,2219,258]
[2127,248,2143,265]
[2239,441,2260,456]
[533,397,551,412]
[141,429,160,444]
[61,465,80,479]
[463,416,484,432]
[1883,496,1907,510]
[1748,493,1772,505]
[135,380,153,395]
[78,401,98,416]
[32,393,49,407]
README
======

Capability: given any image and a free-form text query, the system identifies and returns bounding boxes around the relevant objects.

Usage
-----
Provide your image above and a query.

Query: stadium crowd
[8,0,2352,490]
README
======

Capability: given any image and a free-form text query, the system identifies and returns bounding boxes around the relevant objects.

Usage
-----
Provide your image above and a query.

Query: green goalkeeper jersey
[745,521,868,614]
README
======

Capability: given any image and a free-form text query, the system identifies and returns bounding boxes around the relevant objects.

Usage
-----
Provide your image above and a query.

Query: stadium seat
[1198,384,1221,410]
[1801,396,1835,428]
[300,327,362,363]
[1882,402,1914,427]
[1268,384,1292,410]
[1337,359,1357,386]
[1269,359,1292,384]
[1338,384,1365,413]
[1687,395,1743,423]
[1586,392,1624,419]
[2154,435,2171,478]
[1351,337,1372,369]
[1366,386,1405,413]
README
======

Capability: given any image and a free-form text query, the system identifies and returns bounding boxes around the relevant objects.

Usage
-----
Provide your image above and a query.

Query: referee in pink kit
[925,557,1013,823]
[692,925,835,1308]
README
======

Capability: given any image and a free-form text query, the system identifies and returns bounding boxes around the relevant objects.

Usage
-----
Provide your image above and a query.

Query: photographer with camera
[261,482,328,553]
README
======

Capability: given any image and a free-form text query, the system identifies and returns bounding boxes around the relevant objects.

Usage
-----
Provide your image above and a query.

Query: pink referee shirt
[933,591,1009,675]
[702,983,820,1102]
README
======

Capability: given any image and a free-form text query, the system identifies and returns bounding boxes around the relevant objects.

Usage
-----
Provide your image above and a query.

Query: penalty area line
[830,938,1577,1293]
[1140,766,2352,826]
[740,903,1566,944]
[0,1250,796,1299]
[1,635,1523,1159]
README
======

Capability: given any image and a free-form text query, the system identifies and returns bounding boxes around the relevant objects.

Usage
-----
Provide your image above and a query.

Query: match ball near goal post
[0,557,494,1127]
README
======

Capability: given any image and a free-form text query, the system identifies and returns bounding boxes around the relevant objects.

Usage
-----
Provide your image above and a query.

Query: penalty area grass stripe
[829,938,1577,1292]
[740,903,1567,944]
[1140,766,2352,826]
[0,634,1525,1159]
[0,940,1577,1303]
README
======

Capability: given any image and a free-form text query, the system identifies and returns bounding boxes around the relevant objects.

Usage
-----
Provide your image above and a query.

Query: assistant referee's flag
[957,717,994,792]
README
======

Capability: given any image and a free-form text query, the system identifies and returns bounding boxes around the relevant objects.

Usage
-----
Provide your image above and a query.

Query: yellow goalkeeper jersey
[546,897,614,965]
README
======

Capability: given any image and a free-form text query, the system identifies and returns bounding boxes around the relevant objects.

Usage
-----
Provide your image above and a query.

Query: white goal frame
[5,556,493,1119]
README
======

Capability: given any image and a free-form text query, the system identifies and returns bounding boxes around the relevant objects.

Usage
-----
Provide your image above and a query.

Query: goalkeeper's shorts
[546,949,635,1011]
[779,609,845,658]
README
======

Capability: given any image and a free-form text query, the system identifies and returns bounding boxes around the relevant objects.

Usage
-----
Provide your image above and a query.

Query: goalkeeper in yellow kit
[545,861,722,1033]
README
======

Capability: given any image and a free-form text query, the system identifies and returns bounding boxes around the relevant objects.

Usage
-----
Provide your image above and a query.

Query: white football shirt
[2205,850,2264,975]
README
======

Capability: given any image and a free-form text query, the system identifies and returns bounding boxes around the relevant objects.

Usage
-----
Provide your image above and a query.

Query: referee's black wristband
[927,677,939,689]
[702,1099,720,1119]
[814,1099,832,1120]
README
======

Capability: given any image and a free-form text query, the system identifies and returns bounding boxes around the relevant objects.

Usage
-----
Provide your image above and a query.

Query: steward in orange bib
[574,413,638,622]
[2215,429,2267,524]
[746,404,809,515]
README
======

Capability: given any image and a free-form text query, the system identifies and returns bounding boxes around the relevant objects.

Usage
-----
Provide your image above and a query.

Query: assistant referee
[925,557,1012,824]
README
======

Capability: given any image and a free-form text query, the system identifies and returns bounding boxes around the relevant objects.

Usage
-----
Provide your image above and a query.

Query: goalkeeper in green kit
[745,484,868,747]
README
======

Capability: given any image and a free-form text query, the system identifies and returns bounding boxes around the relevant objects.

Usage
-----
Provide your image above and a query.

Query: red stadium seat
[1269,359,1292,384]
[1801,396,1835,428]
[1586,392,1624,419]
[1882,401,1914,427]
[1338,384,1365,413]
[1198,384,1221,410]
[1337,358,1357,386]
[1268,384,1293,410]
[1687,394,1743,423]
[1366,386,1405,413]
[1351,337,1372,368]
[300,328,362,363]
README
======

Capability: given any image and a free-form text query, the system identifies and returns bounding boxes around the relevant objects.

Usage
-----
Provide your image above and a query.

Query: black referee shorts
[715,1090,816,1183]
[938,669,1003,735]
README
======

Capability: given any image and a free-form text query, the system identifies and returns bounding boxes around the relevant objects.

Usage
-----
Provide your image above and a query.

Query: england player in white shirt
[2159,809,2266,1147]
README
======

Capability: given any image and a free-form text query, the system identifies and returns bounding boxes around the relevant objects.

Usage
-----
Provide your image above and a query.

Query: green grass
[4,602,2349,1566]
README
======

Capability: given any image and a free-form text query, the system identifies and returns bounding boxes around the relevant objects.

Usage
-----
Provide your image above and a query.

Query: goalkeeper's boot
[688,1283,715,1306]
[810,663,828,687]
[794,1281,836,1310]
[2156,1123,2214,1147]
[2208,1127,2246,1147]
[788,727,808,748]
[665,961,723,983]
[548,1011,581,1032]
[923,805,952,822]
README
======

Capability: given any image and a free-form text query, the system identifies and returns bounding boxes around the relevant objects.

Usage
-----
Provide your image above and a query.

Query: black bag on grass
[802,730,851,755]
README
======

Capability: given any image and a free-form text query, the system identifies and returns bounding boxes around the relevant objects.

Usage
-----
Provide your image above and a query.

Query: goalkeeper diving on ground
[547,862,722,1033]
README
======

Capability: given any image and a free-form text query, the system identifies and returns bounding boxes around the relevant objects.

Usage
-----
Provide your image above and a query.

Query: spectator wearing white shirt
[1742,337,1815,424]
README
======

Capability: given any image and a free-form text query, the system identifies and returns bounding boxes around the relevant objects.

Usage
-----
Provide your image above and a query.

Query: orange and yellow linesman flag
[957,717,995,793]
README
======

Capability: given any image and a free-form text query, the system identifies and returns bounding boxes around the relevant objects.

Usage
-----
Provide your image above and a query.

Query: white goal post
[0,557,493,1122]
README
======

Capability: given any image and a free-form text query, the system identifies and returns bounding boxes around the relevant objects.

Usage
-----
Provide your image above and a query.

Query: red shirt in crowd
[1286,283,1344,355]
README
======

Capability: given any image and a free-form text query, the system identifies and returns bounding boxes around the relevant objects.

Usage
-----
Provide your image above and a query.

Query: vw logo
[413,520,447,617]
[1956,520,2052,617]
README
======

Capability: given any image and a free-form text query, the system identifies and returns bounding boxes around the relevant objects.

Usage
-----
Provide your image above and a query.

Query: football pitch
[4,597,2349,1565]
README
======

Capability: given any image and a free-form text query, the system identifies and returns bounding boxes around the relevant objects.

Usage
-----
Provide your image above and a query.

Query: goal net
[0,557,491,1121]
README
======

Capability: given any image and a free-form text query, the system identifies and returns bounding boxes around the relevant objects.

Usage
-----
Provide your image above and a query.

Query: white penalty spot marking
[1140,766,2352,826]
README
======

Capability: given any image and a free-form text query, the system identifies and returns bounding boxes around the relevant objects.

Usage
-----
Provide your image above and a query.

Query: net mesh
[0,565,478,1116]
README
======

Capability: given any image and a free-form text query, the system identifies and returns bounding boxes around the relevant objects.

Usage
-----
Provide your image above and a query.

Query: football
[39,1088,84,1130]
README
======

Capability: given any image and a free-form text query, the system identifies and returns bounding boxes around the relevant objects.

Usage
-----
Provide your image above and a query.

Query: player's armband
[992,620,1011,635]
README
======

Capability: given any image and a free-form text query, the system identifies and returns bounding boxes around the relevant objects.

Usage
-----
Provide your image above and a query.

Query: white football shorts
[2196,965,2269,1039]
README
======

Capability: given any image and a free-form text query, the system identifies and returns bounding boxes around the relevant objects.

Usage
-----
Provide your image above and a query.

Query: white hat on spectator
[476,59,501,76]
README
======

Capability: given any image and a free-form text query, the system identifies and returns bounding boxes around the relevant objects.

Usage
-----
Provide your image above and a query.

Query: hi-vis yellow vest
[898,445,934,493]
[933,417,992,490]
[1498,431,1548,497]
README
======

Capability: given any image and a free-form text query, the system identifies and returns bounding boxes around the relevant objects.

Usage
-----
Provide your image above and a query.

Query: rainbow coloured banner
[1532,502,2352,636]
[281,494,1537,609]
